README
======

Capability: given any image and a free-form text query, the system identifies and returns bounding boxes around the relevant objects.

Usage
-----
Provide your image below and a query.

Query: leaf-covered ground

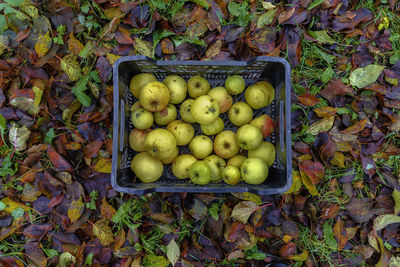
[1,0,400,266]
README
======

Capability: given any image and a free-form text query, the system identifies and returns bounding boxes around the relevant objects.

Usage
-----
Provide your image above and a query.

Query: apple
[204,155,226,182]
[131,101,142,113]
[191,95,220,125]
[250,115,274,138]
[213,131,239,159]
[172,154,197,179]
[154,104,177,126]
[245,83,270,109]
[227,155,247,168]
[131,152,163,183]
[225,75,245,95]
[228,102,253,126]
[139,81,170,112]
[129,73,157,98]
[129,129,151,152]
[236,124,263,150]
[161,146,179,164]
[131,108,153,130]
[187,76,210,98]
[240,157,268,185]
[189,135,213,159]
[180,99,196,123]
[248,141,275,167]
[255,81,274,106]
[222,166,241,185]
[166,120,194,146]
[189,161,211,185]
[163,75,187,104]
[144,128,177,161]
[200,117,224,136]
[208,87,233,113]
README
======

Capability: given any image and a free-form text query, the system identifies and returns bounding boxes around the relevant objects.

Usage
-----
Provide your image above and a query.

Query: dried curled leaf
[93,219,114,246]
[67,197,84,223]
[61,54,82,82]
[35,31,52,57]
[9,122,31,151]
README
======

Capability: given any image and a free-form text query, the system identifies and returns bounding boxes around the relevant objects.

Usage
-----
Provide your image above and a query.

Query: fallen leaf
[231,193,262,205]
[393,189,400,214]
[373,214,400,231]
[47,145,72,171]
[96,56,112,83]
[188,199,208,220]
[35,31,52,57]
[61,54,82,82]
[10,96,39,115]
[67,197,84,223]
[166,239,180,266]
[279,242,296,257]
[143,255,169,267]
[346,198,374,223]
[100,198,116,220]
[320,79,353,100]
[257,9,277,29]
[0,197,29,214]
[330,151,345,167]
[68,33,84,55]
[278,6,295,24]
[306,116,334,135]
[205,39,222,59]
[350,64,385,88]
[93,158,112,173]
[231,201,259,224]
[134,38,153,58]
[333,218,348,250]
[299,170,318,196]
[93,219,114,246]
[341,119,367,134]
[314,107,338,117]
[9,122,31,151]
[286,250,309,261]
[309,30,336,44]
[285,170,302,194]
[376,235,391,267]
[299,160,324,184]
[298,94,320,106]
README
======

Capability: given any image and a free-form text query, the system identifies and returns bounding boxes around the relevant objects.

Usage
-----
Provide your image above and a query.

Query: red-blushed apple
[129,128,151,152]
[208,87,233,113]
[250,114,274,138]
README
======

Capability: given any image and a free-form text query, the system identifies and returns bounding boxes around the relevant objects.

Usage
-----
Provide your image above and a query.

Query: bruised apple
[154,104,177,126]
[191,95,220,125]
[131,108,153,130]
[180,99,196,123]
[129,129,151,152]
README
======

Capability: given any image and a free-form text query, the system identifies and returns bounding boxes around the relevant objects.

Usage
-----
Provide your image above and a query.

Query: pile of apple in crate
[129,73,275,185]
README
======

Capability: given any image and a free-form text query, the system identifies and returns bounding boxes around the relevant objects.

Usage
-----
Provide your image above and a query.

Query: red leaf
[48,194,64,209]
[96,57,112,83]
[83,140,103,159]
[299,160,324,184]
[227,222,245,241]
[115,27,134,44]
[320,79,353,100]
[47,145,72,171]
[279,242,297,257]
[298,94,320,106]
[15,28,31,42]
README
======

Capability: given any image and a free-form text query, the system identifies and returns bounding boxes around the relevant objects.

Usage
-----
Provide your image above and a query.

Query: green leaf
[79,42,94,59]
[0,200,6,211]
[61,54,82,82]
[85,253,94,266]
[315,47,334,64]
[166,239,180,266]
[71,75,91,107]
[89,70,101,83]
[227,1,252,27]
[350,64,385,88]
[43,248,58,259]
[309,30,336,44]
[5,0,25,7]
[149,0,166,10]
[393,189,400,214]
[323,221,337,249]
[308,0,324,9]
[0,152,17,176]
[153,30,176,50]
[373,214,400,231]
[0,113,6,134]
[44,128,55,144]
[11,206,25,220]
[0,14,7,33]
[192,0,210,9]
[257,9,277,29]
[321,67,334,83]
[209,202,220,221]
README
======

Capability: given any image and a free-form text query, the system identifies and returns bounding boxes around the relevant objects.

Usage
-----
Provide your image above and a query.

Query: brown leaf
[15,28,31,42]
[346,198,374,224]
[47,145,72,171]
[83,140,103,159]
[113,229,126,251]
[306,116,335,135]
[205,40,222,59]
[320,79,353,100]
[100,198,116,220]
[299,160,324,184]
[115,27,134,44]
[68,33,84,55]
[320,204,340,220]
[278,7,296,24]
[96,56,112,83]
[297,94,320,106]
[226,222,245,241]
[93,219,114,246]
[341,119,367,134]
[333,218,348,250]
[161,38,174,54]
[279,242,296,257]
[314,107,338,117]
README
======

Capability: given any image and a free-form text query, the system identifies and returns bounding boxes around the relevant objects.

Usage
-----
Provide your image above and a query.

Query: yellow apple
[200,117,224,136]
[236,124,263,150]
[204,155,226,182]
[187,76,210,98]
[240,157,268,185]
[189,135,213,159]
[191,95,220,125]
[154,104,177,126]
[129,73,157,98]
[180,99,196,123]
[227,155,247,168]
[129,129,151,152]
[213,130,239,159]
[163,75,187,104]
[228,102,253,126]
[208,87,233,113]
[131,152,163,183]
[248,141,275,167]
[172,154,198,179]
[144,128,177,161]
[139,81,170,112]
[131,108,153,130]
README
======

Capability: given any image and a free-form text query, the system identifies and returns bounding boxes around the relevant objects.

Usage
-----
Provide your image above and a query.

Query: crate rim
[112,55,292,195]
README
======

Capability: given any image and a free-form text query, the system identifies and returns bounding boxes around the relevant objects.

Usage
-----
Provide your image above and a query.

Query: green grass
[0,234,26,265]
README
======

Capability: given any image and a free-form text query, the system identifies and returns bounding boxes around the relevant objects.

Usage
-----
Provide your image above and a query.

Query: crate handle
[119,100,125,152]
[279,100,285,152]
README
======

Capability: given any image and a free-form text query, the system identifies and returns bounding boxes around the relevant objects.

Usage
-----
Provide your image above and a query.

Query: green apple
[187,76,210,98]
[172,154,198,179]
[131,108,153,130]
[245,83,270,109]
[163,75,187,104]
[180,99,196,123]
[189,135,213,159]
[225,75,245,95]
[255,81,274,106]
[227,155,247,168]
[139,81,170,112]
[154,104,177,125]
[236,124,263,150]
[189,161,211,185]
[166,120,194,146]
[240,157,268,185]
[131,152,163,183]
[129,73,157,98]
[200,117,224,136]
[144,128,177,161]
[250,115,274,138]
[191,95,220,124]
[222,166,241,185]
[248,141,275,167]
[213,131,239,159]
[208,87,233,113]
[228,102,253,126]
[204,155,226,182]
[129,128,151,152]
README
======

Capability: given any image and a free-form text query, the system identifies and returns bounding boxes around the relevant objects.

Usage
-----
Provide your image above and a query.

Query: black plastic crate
[112,56,292,194]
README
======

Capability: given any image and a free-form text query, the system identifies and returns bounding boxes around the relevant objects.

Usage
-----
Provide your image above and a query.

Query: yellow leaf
[283,234,292,243]
[306,116,335,135]
[296,154,312,162]
[0,197,29,214]
[68,33,84,55]
[143,255,170,267]
[133,38,153,58]
[231,192,262,205]
[314,107,337,117]
[331,151,345,168]
[106,53,121,66]
[93,158,112,173]
[300,171,319,196]
[93,219,114,246]
[33,86,43,107]
[67,197,84,223]
[286,250,309,261]
[285,170,302,194]
[100,198,116,220]
[61,54,82,82]
[35,31,52,57]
